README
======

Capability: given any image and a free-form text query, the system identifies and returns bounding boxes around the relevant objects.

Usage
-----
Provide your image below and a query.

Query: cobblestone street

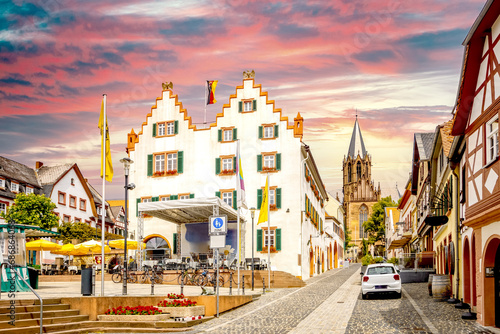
[186,264,496,334]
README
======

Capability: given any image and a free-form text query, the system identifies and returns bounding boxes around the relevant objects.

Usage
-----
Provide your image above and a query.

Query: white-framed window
[264,155,275,169]
[167,121,175,135]
[158,123,165,136]
[80,199,86,211]
[269,189,275,205]
[223,158,233,171]
[155,154,165,172]
[160,196,170,201]
[10,182,19,193]
[0,202,6,216]
[167,153,177,171]
[223,129,232,142]
[244,101,252,112]
[142,197,152,203]
[26,186,34,194]
[74,217,81,223]
[63,215,71,223]
[69,195,76,208]
[97,206,102,215]
[264,229,275,247]
[58,191,66,205]
[486,116,498,164]
[264,126,274,138]
[179,194,189,200]
[222,191,232,207]
[0,178,4,188]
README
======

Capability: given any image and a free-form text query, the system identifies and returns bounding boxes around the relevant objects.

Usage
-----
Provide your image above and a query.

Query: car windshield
[366,266,395,275]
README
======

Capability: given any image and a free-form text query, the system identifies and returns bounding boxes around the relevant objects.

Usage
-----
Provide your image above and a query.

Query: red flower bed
[105,305,162,315]
[167,293,184,299]
[158,299,197,307]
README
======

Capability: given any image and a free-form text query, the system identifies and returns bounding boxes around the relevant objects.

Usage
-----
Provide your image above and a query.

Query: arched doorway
[463,238,471,304]
[144,234,171,262]
[309,248,314,277]
[334,241,338,268]
[483,236,500,327]
[472,234,477,307]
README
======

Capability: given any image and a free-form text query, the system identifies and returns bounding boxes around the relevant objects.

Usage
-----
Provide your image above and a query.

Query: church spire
[347,118,367,159]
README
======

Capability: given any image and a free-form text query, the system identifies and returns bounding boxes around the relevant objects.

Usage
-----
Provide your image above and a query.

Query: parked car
[361,263,401,299]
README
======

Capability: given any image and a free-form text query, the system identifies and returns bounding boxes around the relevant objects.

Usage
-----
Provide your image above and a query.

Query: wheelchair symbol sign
[213,218,223,229]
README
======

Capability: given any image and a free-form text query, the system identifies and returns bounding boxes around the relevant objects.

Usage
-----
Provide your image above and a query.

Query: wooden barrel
[428,274,435,296]
[432,274,451,301]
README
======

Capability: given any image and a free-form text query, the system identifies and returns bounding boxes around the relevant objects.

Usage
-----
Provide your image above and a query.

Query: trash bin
[27,267,39,289]
[81,268,93,296]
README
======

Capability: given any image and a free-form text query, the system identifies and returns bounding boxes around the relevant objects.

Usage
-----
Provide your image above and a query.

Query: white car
[361,263,402,299]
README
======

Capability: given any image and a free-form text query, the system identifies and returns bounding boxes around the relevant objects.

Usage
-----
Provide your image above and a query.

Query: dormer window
[11,181,19,193]
[0,178,5,189]
[26,186,34,194]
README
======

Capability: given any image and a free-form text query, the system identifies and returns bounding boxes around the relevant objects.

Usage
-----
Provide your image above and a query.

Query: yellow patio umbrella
[26,239,62,251]
[108,239,146,250]
[74,240,112,254]
[51,243,77,256]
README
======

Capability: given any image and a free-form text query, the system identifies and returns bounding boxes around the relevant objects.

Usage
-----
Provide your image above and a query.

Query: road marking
[402,287,439,334]
[199,268,356,333]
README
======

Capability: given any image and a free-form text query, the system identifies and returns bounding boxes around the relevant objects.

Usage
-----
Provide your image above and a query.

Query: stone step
[0,309,80,321]
[0,320,86,334]
[0,314,89,328]
[0,298,61,307]
[0,304,70,314]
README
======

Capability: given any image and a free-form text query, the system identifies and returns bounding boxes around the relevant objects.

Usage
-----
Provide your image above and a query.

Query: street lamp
[120,157,134,295]
[250,207,256,291]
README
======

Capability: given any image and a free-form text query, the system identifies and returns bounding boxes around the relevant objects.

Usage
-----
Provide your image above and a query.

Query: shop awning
[388,232,412,250]
[138,197,241,224]
[0,223,60,237]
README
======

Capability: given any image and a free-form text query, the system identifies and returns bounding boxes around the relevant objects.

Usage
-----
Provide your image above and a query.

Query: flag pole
[267,172,271,289]
[101,93,107,296]
[204,81,207,124]
[236,140,240,294]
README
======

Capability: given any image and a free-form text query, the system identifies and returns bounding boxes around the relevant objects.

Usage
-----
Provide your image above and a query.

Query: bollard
[229,272,233,296]
[263,277,265,294]
[242,275,245,295]
[180,274,184,295]
[151,277,155,295]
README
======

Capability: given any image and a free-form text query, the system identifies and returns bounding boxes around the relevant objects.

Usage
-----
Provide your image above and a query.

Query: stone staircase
[0,298,208,333]
[238,270,306,288]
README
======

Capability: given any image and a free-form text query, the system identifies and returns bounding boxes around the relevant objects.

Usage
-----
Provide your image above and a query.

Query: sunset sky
[0,0,487,202]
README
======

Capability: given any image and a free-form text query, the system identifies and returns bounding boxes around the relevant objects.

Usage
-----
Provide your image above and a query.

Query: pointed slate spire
[347,117,367,159]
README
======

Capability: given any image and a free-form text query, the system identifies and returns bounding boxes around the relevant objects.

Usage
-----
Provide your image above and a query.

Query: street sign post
[208,215,227,318]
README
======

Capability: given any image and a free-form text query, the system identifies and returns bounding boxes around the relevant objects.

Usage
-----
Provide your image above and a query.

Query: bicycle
[197,270,224,287]
[177,269,199,286]
[111,265,137,283]
[139,265,163,284]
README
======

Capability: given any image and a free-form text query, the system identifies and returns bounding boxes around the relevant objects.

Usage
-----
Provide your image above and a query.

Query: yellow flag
[257,176,269,225]
[98,98,113,182]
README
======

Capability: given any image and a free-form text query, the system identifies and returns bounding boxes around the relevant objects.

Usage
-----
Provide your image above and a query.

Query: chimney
[35,161,43,169]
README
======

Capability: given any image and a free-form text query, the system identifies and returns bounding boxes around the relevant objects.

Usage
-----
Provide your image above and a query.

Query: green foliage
[388,257,399,265]
[361,254,374,266]
[28,264,41,270]
[361,238,369,256]
[363,196,398,245]
[374,256,384,263]
[1,193,58,230]
[58,222,124,244]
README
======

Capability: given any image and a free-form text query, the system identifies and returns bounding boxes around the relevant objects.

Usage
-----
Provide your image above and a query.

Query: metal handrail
[0,263,43,334]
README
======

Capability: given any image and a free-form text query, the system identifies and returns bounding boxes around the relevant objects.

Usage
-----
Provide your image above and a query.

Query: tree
[1,193,58,230]
[363,196,397,246]
[58,222,124,244]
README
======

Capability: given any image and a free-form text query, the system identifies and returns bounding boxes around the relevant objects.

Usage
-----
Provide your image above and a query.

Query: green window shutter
[257,154,262,172]
[153,123,156,137]
[152,196,159,202]
[276,188,281,209]
[276,228,281,251]
[218,129,222,142]
[233,128,237,140]
[147,154,153,176]
[274,125,279,138]
[174,120,179,134]
[233,190,237,210]
[233,157,236,171]
[173,233,177,254]
[173,195,178,200]
[258,126,263,139]
[189,193,194,198]
[238,101,242,112]
[257,189,262,209]
[257,230,262,252]
[216,158,221,175]
[177,151,184,173]
[215,191,221,198]
[252,100,257,111]
[276,153,281,171]
[136,198,141,217]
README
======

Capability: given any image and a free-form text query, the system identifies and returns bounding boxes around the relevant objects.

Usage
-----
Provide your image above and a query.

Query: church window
[347,164,352,182]
[356,162,362,180]
[359,206,368,239]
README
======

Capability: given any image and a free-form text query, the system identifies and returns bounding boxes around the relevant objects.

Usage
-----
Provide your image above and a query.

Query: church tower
[342,117,381,259]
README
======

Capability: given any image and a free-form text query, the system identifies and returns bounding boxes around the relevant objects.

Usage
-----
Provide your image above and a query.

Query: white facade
[128,77,331,279]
